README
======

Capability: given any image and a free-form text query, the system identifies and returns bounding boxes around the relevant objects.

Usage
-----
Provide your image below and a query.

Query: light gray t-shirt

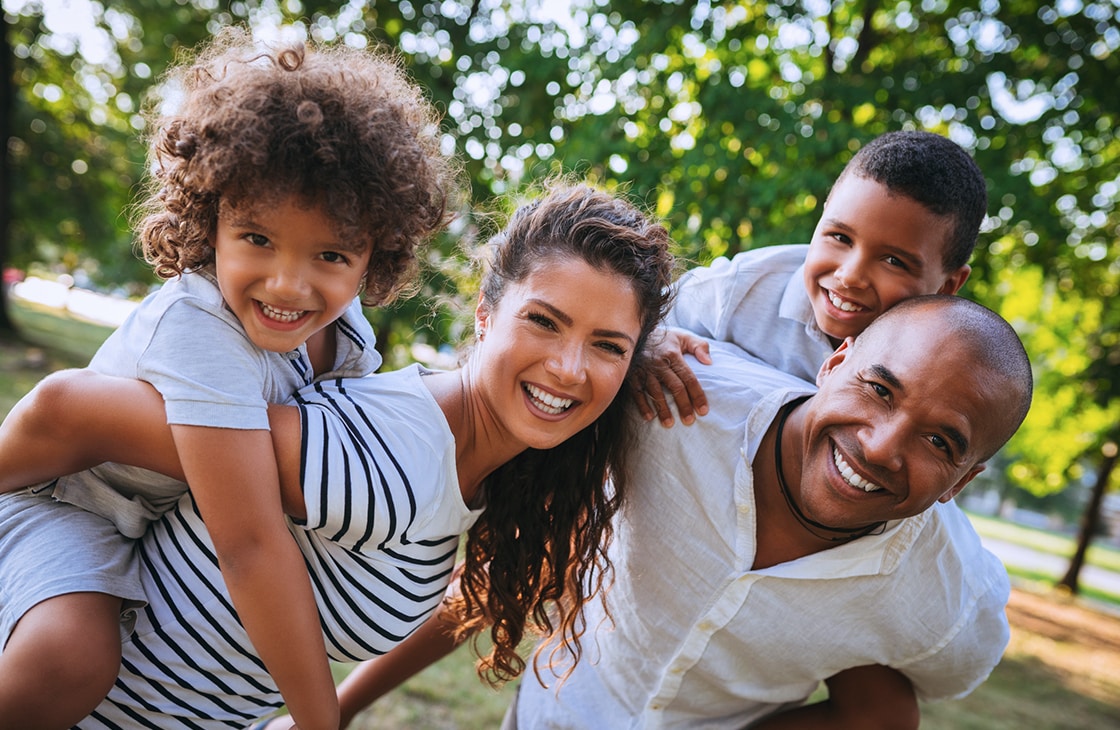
[50,267,380,536]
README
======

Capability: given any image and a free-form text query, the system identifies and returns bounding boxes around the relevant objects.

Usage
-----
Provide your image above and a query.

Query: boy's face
[802,174,970,346]
[212,195,371,355]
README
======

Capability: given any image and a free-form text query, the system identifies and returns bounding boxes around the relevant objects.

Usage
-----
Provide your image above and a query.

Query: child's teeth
[260,302,305,323]
[828,291,861,312]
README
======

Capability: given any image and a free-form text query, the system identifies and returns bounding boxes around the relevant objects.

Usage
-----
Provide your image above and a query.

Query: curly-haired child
[0,28,456,730]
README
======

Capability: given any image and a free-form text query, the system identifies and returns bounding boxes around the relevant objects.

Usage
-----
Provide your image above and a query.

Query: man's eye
[871,382,889,397]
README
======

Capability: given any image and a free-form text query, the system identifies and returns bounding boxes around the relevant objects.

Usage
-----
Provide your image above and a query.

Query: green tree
[4,0,1119,589]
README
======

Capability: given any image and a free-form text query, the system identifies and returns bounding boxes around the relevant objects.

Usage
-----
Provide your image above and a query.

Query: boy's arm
[629,327,712,427]
[171,424,338,730]
[748,665,919,730]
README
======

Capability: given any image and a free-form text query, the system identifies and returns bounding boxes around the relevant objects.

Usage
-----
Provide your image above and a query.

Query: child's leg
[0,593,124,730]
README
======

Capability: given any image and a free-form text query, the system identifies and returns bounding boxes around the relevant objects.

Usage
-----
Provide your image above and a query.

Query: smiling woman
[0,181,676,728]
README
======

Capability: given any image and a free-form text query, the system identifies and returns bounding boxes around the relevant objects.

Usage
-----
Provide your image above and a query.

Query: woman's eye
[597,342,626,356]
[528,313,557,330]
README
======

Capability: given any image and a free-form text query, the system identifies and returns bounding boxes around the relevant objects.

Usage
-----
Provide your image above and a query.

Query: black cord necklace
[774,397,886,544]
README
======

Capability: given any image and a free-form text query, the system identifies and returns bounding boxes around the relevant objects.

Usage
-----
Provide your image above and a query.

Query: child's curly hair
[135,28,458,305]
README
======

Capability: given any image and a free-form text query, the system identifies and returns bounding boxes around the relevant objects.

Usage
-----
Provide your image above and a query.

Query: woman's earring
[475,323,484,340]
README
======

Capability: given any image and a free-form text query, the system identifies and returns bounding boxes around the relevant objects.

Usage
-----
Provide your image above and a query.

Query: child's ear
[937,264,971,295]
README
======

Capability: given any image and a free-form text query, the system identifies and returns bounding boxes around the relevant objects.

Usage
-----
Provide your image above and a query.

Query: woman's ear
[475,293,490,341]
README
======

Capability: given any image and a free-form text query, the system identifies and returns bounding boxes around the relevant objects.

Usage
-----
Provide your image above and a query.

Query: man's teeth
[259,302,306,323]
[525,383,573,415]
[828,291,862,312]
[833,448,883,492]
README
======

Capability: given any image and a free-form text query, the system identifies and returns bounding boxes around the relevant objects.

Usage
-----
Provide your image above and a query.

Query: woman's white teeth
[260,302,306,323]
[828,291,861,312]
[833,448,883,492]
[525,383,573,415]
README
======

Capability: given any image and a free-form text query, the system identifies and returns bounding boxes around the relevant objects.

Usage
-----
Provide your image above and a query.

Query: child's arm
[630,326,712,427]
[257,588,467,730]
[0,370,337,729]
[170,426,338,730]
[748,664,919,729]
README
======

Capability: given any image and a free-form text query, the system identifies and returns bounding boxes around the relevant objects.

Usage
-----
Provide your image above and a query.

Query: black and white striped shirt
[82,366,481,728]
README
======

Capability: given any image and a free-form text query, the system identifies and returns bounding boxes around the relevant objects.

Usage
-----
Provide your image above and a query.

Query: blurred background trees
[2,0,1118,592]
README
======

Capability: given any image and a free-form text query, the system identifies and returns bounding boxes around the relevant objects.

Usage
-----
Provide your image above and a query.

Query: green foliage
[5,0,1119,498]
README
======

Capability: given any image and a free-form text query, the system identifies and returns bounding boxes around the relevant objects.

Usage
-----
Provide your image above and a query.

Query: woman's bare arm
[0,369,306,518]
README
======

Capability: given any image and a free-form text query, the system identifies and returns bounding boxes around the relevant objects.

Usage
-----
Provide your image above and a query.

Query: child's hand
[629,327,712,427]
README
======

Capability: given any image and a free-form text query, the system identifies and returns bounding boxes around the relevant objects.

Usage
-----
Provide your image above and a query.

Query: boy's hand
[630,327,712,427]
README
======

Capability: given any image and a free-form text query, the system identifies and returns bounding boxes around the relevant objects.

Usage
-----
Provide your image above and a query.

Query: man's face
[792,311,1007,530]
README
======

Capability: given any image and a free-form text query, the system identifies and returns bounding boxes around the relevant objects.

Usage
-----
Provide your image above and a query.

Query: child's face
[211,195,371,355]
[802,174,970,346]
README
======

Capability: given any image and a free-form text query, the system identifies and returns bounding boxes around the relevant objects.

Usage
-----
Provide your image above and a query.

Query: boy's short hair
[837,131,987,271]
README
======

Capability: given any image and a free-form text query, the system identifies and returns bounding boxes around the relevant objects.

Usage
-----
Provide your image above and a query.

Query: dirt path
[1006,585,1120,706]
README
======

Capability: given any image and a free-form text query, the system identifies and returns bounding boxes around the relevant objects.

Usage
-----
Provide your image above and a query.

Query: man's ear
[937,264,971,295]
[939,462,986,503]
[816,337,854,387]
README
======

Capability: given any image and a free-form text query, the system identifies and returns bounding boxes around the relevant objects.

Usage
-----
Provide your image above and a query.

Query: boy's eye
[885,255,908,269]
[830,232,852,246]
[246,233,270,247]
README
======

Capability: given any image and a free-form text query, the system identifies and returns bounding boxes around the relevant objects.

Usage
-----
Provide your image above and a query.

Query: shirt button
[697,620,715,632]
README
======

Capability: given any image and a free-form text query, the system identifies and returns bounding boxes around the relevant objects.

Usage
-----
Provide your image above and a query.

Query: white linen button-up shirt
[516,342,1011,729]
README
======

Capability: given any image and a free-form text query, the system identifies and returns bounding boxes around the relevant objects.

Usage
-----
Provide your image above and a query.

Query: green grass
[967,511,1120,574]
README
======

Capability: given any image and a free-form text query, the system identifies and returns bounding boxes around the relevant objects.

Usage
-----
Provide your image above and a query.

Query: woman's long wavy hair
[448,182,676,685]
[133,27,459,305]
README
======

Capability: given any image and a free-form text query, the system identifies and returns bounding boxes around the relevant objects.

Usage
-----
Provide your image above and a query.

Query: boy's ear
[816,337,854,387]
[937,264,971,295]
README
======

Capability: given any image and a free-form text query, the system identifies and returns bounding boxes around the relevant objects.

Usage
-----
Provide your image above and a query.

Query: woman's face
[475,255,643,452]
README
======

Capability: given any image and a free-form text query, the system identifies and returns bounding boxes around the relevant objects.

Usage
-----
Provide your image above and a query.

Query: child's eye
[320,251,350,265]
[930,434,950,453]
[885,255,908,269]
[830,232,852,246]
[245,233,270,247]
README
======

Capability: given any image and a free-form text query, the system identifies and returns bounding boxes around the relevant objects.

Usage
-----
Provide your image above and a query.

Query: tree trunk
[0,16,14,332]
[1058,445,1119,594]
